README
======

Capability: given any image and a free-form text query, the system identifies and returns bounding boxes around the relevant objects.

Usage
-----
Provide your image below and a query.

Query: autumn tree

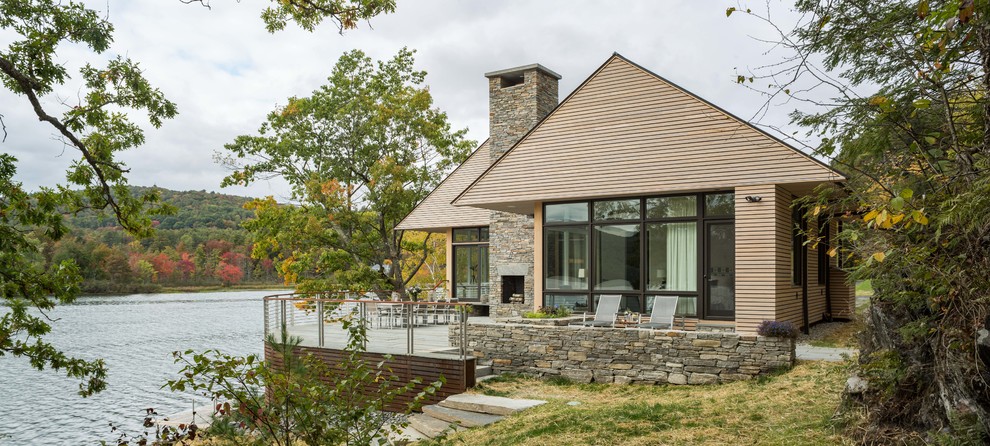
[730,0,990,441]
[220,49,472,295]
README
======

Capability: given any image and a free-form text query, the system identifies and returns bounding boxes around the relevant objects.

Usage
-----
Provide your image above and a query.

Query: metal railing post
[280,300,287,336]
[317,300,325,348]
[359,301,367,351]
[263,298,269,338]
[460,306,468,360]
[407,304,414,355]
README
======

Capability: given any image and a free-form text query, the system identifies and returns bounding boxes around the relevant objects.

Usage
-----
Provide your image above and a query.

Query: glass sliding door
[646,222,698,316]
[454,245,488,300]
[705,222,735,319]
[452,227,489,301]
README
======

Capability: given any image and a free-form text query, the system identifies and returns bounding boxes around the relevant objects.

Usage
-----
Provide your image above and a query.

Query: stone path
[393,394,546,443]
[795,344,857,362]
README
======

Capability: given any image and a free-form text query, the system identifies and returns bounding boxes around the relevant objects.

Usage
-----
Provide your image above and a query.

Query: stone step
[438,393,546,416]
[476,374,499,384]
[408,413,464,439]
[476,364,493,377]
[422,404,503,428]
[383,424,430,445]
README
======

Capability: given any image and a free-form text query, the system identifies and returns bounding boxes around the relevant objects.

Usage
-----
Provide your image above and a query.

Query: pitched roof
[395,140,492,232]
[454,54,845,212]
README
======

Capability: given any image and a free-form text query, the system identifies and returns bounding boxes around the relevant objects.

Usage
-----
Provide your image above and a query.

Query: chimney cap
[484,63,562,80]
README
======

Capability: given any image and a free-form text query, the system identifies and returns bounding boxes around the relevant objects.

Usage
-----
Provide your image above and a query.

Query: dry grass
[424,361,853,446]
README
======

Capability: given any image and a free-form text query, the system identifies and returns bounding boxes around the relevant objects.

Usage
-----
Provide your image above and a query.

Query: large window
[594,224,640,291]
[545,226,588,290]
[452,227,489,300]
[543,193,734,319]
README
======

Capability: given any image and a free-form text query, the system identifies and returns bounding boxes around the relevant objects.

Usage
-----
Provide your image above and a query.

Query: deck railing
[262,291,470,360]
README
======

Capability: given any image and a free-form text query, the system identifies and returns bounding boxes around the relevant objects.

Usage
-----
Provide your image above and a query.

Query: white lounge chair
[572,294,622,327]
[637,296,679,330]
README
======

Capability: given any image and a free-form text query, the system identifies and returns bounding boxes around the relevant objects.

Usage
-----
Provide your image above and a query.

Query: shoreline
[78,283,294,297]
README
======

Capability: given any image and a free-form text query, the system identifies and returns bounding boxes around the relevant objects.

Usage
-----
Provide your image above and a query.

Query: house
[397,53,855,335]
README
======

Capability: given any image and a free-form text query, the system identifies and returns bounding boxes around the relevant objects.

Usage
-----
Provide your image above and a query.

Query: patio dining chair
[572,294,622,327]
[637,296,679,330]
[377,303,403,328]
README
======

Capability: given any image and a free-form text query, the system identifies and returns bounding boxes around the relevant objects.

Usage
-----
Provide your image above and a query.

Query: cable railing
[262,291,471,360]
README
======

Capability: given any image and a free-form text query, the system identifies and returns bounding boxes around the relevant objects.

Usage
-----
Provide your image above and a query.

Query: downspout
[801,217,810,335]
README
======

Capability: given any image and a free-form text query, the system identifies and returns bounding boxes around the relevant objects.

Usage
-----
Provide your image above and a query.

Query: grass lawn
[425,361,852,446]
[854,280,873,297]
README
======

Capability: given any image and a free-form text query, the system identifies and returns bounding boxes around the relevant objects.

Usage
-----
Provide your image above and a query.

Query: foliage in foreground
[155,319,442,446]
[731,1,990,441]
[0,0,177,396]
[0,0,396,398]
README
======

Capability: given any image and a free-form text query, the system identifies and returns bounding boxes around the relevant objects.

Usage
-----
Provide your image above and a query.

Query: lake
[0,290,274,445]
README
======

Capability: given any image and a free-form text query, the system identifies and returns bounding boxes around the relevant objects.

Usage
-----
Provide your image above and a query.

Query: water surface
[0,290,271,445]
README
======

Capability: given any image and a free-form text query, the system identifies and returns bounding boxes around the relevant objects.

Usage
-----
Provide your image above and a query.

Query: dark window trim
[817,216,828,286]
[791,204,806,286]
[542,191,734,319]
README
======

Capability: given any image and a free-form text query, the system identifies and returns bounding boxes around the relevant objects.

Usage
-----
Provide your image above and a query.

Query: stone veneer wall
[451,322,795,384]
[485,68,559,318]
[488,210,535,318]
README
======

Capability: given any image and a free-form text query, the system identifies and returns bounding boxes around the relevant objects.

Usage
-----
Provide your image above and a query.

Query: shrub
[523,306,571,319]
[163,319,443,446]
[756,320,798,338]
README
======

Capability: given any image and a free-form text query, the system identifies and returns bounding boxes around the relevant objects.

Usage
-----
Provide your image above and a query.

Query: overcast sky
[1,1,815,200]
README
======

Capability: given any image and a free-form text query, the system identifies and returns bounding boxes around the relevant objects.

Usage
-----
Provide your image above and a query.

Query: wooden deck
[264,343,475,412]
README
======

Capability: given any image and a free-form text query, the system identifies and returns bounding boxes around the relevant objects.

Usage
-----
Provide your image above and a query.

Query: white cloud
[1,0,817,199]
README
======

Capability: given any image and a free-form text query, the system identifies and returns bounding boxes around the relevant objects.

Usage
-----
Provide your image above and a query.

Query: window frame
[542,192,734,318]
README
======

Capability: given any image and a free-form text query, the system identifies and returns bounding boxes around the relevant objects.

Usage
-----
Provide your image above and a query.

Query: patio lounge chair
[637,296,679,329]
[572,294,621,327]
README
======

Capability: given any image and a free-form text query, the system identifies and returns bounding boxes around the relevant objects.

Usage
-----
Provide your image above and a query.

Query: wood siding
[265,344,475,413]
[735,185,778,334]
[774,188,855,330]
[455,56,844,212]
[825,220,856,320]
[396,141,492,232]
[533,202,544,310]
[445,228,453,299]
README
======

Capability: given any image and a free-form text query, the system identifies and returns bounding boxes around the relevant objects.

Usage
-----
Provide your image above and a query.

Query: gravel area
[797,321,850,344]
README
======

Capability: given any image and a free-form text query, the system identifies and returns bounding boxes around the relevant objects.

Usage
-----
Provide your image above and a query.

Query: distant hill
[68,187,257,230]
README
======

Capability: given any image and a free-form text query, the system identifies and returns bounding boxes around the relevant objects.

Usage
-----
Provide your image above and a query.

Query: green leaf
[726,7,736,17]
[890,196,905,211]
[899,188,914,199]
[924,136,937,145]
[913,99,931,109]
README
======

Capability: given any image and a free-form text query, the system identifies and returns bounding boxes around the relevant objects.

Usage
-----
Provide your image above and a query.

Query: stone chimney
[483,64,560,318]
[485,64,561,161]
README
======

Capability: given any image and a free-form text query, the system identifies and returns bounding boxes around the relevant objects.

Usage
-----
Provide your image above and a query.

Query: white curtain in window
[666,199,697,314]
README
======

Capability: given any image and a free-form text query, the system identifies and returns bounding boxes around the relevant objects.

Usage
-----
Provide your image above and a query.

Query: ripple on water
[0,290,272,445]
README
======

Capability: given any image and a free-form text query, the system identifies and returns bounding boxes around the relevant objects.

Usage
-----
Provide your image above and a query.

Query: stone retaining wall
[450,322,794,384]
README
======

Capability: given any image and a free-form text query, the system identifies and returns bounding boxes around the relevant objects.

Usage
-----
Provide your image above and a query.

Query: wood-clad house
[397,53,855,335]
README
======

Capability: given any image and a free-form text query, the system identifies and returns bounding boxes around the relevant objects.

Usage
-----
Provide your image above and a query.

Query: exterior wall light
[744,195,763,203]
